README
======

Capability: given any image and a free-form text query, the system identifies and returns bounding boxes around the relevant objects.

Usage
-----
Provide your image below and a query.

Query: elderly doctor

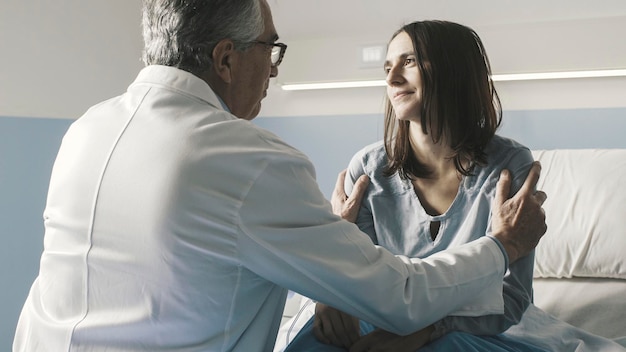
[13,0,547,351]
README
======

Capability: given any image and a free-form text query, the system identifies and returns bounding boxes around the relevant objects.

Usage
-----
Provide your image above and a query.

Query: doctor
[13,0,547,351]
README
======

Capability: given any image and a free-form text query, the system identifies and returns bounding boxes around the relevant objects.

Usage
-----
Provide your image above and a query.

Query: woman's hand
[313,303,361,348]
[349,325,434,352]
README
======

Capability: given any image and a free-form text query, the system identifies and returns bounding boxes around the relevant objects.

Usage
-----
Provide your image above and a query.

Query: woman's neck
[408,122,458,179]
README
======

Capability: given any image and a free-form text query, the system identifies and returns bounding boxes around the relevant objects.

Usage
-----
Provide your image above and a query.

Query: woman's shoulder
[488,134,529,152]
[351,140,387,172]
[486,135,532,165]
[348,140,409,196]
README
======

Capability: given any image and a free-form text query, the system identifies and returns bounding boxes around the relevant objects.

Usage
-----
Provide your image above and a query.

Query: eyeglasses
[251,41,287,68]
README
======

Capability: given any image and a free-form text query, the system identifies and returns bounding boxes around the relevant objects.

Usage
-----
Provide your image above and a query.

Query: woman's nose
[386,66,404,86]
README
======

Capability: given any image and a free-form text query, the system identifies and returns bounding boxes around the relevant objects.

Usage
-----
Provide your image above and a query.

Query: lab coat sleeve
[235,150,505,335]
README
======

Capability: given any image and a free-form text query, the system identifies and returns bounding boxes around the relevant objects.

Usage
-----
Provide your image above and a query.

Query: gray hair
[141,0,264,75]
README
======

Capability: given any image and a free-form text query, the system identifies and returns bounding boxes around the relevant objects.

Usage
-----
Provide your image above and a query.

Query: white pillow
[531,149,626,279]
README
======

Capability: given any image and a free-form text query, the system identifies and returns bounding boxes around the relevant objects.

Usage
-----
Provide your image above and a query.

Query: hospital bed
[530,149,626,345]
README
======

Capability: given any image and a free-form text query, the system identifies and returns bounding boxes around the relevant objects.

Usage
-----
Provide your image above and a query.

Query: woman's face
[384,31,422,123]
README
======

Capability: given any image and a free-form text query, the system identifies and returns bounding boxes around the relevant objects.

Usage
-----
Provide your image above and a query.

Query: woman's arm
[431,147,536,337]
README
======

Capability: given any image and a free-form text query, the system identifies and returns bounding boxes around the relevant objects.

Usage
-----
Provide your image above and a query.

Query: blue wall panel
[499,108,626,150]
[0,117,73,350]
[255,114,383,198]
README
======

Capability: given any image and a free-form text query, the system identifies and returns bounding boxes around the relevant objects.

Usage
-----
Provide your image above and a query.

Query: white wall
[1,2,624,120]
[260,15,626,117]
[0,0,143,119]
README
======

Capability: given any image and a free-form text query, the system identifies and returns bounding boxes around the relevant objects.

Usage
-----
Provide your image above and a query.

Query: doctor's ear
[211,39,236,84]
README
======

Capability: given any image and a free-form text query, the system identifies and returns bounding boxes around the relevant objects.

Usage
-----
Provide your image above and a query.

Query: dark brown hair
[384,20,502,179]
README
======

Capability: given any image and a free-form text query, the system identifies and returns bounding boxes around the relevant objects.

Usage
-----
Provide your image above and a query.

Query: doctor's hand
[349,325,434,352]
[331,170,369,223]
[313,303,360,348]
[492,161,548,264]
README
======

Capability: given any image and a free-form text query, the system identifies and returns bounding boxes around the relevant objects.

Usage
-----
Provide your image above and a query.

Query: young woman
[282,20,546,352]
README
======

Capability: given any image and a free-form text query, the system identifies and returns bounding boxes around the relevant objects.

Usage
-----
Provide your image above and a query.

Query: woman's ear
[211,39,236,84]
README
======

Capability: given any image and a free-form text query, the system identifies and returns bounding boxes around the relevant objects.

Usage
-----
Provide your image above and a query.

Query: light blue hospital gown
[284,135,547,352]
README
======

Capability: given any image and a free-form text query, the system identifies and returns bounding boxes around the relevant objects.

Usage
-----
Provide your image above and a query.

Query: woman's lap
[421,331,549,352]
[283,317,548,352]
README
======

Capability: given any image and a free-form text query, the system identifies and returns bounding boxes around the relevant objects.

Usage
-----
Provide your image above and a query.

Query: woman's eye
[405,57,416,65]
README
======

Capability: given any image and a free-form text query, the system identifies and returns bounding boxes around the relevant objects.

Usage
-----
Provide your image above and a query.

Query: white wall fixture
[359,45,386,68]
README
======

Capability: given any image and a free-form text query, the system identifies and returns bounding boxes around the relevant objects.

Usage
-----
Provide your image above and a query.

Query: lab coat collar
[132,65,228,112]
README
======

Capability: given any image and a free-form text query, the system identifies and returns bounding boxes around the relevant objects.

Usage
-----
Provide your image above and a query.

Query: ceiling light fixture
[281,80,387,91]
[280,69,626,91]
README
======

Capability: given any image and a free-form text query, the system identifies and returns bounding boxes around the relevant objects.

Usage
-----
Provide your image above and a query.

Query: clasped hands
[313,302,433,352]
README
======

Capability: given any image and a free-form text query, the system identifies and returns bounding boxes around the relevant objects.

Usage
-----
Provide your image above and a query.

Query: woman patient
[282,20,546,351]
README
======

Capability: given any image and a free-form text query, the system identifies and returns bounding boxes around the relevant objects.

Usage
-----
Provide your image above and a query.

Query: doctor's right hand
[492,161,548,264]
[331,169,369,223]
[313,303,361,349]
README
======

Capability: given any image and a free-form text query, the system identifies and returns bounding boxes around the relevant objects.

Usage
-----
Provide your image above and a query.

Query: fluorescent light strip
[281,69,626,91]
[281,80,387,91]
[492,69,626,81]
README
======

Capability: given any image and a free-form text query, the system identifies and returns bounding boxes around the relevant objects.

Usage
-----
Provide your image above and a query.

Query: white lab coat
[14,65,505,352]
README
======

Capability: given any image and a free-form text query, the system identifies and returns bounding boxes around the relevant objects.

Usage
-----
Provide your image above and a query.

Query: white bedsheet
[505,305,625,351]
[533,277,626,342]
